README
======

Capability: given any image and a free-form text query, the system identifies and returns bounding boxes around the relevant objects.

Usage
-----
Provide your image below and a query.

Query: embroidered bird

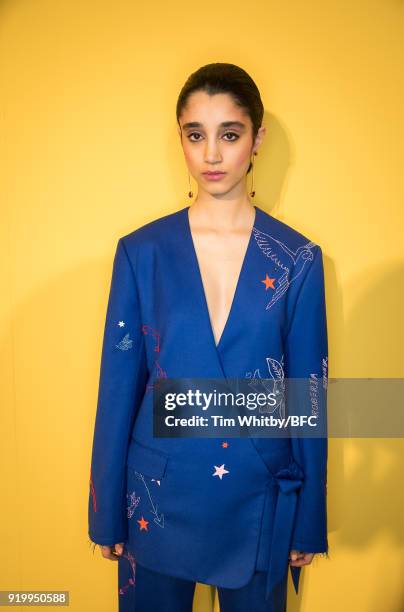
[252,227,316,309]
[116,333,133,351]
[245,355,286,418]
[126,491,141,518]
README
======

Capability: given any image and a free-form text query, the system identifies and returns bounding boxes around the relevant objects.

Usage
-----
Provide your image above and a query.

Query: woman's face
[178,90,265,198]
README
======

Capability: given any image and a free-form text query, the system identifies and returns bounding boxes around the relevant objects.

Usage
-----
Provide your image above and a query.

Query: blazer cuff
[88,530,127,547]
[290,539,329,554]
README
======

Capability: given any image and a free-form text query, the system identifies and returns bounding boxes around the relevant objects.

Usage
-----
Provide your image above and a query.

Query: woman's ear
[253,125,267,152]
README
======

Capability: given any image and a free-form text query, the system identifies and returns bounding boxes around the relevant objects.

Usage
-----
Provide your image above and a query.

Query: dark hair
[176,63,264,174]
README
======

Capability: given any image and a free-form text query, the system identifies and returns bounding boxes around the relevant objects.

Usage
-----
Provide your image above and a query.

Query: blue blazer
[88,205,329,601]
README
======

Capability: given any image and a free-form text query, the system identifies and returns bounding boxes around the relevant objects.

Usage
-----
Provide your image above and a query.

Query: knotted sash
[264,459,305,601]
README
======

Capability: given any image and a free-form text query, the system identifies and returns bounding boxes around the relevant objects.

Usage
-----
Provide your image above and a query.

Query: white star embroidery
[212,464,229,480]
[118,321,125,327]
[151,479,161,486]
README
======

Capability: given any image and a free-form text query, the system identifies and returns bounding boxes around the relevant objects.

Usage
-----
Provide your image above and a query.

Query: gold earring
[188,172,193,198]
[250,152,257,198]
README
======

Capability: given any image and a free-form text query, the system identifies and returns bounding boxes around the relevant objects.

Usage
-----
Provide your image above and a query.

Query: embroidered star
[151,479,161,486]
[137,516,149,531]
[118,321,125,327]
[221,441,229,448]
[261,274,276,290]
[212,464,229,480]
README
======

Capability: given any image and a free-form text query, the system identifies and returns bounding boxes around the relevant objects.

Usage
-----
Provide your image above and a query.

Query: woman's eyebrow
[182,121,246,130]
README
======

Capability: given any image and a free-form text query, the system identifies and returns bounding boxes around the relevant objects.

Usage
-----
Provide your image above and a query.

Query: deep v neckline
[184,205,258,352]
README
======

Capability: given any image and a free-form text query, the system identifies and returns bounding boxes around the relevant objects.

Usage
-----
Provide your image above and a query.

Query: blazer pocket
[126,439,169,480]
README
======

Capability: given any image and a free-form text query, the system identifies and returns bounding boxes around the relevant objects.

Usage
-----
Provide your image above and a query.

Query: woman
[88,63,329,612]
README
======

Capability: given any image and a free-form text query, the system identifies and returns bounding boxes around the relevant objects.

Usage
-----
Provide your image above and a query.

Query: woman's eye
[188,133,202,142]
[223,132,239,141]
[187,132,239,142]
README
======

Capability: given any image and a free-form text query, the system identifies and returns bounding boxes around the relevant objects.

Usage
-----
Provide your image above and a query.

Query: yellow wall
[1,0,403,610]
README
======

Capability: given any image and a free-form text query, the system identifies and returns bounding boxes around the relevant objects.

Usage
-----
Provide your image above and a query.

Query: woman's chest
[135,237,290,379]
[188,223,256,349]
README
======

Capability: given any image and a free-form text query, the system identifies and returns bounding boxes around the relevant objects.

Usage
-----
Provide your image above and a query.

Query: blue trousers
[118,544,288,612]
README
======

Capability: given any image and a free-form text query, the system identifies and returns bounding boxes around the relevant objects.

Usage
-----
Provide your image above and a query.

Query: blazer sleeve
[284,245,329,554]
[88,237,148,546]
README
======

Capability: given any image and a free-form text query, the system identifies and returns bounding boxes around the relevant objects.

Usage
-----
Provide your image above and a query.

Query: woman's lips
[203,172,226,181]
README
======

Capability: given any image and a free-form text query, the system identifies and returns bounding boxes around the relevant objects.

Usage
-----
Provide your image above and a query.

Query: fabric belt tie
[265,460,305,602]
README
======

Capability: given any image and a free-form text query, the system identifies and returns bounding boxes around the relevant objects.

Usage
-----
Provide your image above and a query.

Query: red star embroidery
[137,516,149,531]
[221,441,229,448]
[261,274,276,290]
